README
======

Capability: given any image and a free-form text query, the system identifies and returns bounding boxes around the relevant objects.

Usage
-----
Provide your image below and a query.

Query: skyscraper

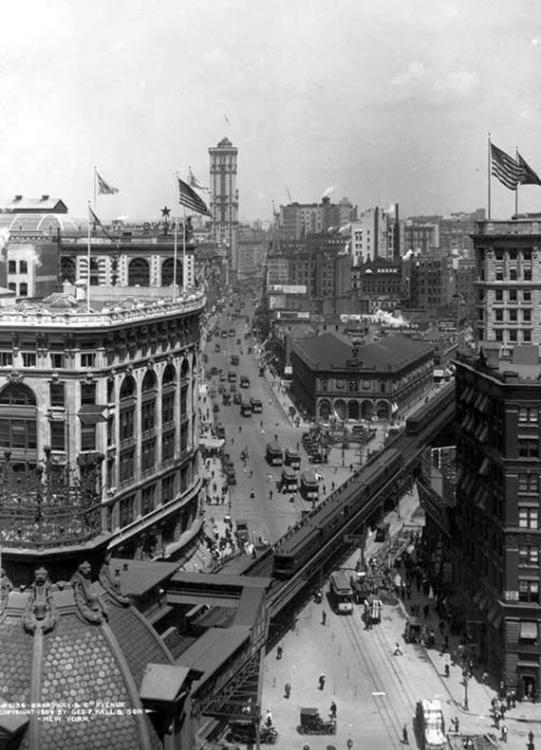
[209,137,239,271]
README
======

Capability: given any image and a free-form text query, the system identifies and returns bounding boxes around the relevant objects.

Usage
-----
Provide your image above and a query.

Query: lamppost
[462,668,470,710]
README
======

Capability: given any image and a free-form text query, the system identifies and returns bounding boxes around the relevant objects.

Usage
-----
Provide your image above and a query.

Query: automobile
[214,343,221,353]
[233,392,241,404]
[209,388,217,398]
[309,453,324,463]
[236,338,241,345]
[230,354,239,366]
[210,366,218,376]
[220,373,226,382]
[221,330,228,338]
[228,329,235,337]
[212,403,220,413]
[240,376,250,388]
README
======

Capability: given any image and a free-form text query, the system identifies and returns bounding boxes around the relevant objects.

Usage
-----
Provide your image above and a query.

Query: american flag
[178,177,209,215]
[491,143,521,191]
[96,171,119,195]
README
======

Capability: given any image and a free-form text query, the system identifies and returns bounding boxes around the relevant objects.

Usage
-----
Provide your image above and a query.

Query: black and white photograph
[0,1,540,748]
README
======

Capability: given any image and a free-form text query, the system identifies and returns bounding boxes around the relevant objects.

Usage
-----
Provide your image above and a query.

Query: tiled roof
[292,332,434,372]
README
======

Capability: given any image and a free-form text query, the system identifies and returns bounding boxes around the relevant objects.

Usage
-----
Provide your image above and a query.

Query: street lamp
[462,668,470,710]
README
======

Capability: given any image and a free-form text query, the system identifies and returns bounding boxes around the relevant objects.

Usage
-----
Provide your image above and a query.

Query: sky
[2,0,541,223]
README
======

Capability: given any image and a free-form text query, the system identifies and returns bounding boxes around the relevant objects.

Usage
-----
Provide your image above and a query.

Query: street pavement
[261,492,540,750]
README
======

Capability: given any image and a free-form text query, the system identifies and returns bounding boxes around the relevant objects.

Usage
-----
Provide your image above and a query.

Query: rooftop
[292,332,434,372]
[456,345,541,383]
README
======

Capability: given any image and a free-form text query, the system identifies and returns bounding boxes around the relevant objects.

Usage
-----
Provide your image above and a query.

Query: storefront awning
[77,404,107,424]
[520,621,538,640]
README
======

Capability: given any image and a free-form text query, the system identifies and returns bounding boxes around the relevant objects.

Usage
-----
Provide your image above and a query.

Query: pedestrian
[483,671,489,684]
[329,701,337,719]
[276,646,282,660]
[265,710,272,727]
[423,603,429,619]
[284,682,291,698]
[500,723,507,742]
[506,691,511,709]
[394,642,403,656]
[321,610,327,626]
[510,689,516,708]
[402,724,409,744]
[318,673,326,690]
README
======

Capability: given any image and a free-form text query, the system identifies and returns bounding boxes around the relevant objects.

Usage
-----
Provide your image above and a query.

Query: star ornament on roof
[161,206,171,218]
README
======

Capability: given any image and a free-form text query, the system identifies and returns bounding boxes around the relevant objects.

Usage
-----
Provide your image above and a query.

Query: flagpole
[515,147,519,217]
[183,207,187,293]
[173,219,178,300]
[87,201,92,313]
[93,167,97,210]
[488,133,492,220]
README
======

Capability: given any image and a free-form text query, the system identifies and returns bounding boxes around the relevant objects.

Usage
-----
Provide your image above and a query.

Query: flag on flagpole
[188,167,209,192]
[517,152,541,186]
[491,143,522,190]
[88,205,114,240]
[178,176,209,215]
[96,171,119,195]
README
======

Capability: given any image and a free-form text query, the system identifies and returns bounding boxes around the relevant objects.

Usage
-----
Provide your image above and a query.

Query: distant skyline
[2,0,541,223]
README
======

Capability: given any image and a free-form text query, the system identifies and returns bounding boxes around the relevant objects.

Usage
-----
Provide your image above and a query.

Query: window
[524,249,532,261]
[107,415,115,447]
[142,438,155,473]
[519,440,539,458]
[142,401,155,432]
[519,408,538,423]
[81,424,96,451]
[8,283,15,293]
[509,290,517,302]
[19,283,28,297]
[495,289,503,301]
[8,260,15,274]
[509,268,517,281]
[22,353,36,367]
[119,448,135,482]
[19,261,27,274]
[509,330,517,343]
[495,270,504,281]
[519,580,539,603]
[524,291,531,302]
[495,310,503,322]
[509,309,518,322]
[50,421,65,451]
[162,429,175,461]
[495,250,504,260]
[49,382,65,407]
[119,409,134,441]
[519,474,538,492]
[142,485,155,515]
[119,495,135,527]
[0,418,37,449]
[0,352,12,366]
[162,473,175,504]
[519,545,539,567]
[523,309,532,322]
[523,330,532,343]
[81,353,95,368]
[524,269,532,281]
[162,391,175,424]
[347,380,359,392]
[80,383,96,404]
[51,353,64,369]
[519,507,539,529]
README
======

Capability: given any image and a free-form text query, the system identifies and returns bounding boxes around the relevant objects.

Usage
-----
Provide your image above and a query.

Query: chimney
[13,195,22,202]
[41,194,50,201]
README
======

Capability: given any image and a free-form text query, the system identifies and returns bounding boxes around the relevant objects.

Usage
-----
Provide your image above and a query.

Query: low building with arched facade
[0,285,205,561]
[290,331,434,424]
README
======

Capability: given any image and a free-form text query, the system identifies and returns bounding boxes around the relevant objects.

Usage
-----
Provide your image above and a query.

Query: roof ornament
[99,552,131,607]
[0,568,13,619]
[22,566,57,634]
[72,560,108,624]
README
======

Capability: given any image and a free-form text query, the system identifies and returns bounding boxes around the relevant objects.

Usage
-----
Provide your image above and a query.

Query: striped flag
[491,143,521,190]
[517,152,541,186]
[88,205,114,240]
[96,171,119,195]
[178,176,209,215]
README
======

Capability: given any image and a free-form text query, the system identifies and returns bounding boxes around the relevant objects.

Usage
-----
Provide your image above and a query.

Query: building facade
[290,332,433,422]
[455,348,541,701]
[0,286,205,560]
[209,137,239,270]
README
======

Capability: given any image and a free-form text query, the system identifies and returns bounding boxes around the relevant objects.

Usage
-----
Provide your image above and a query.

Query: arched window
[119,375,136,443]
[161,258,183,288]
[90,258,101,286]
[162,364,176,461]
[0,383,37,405]
[180,359,190,380]
[128,258,150,287]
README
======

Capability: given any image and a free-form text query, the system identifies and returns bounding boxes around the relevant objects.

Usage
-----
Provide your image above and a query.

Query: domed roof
[0,212,88,236]
[0,560,174,750]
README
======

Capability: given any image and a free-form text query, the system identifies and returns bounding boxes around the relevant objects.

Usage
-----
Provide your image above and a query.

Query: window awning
[520,621,538,640]
[77,404,107,424]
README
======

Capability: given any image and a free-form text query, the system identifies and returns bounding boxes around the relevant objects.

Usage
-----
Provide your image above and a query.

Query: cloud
[386,61,479,108]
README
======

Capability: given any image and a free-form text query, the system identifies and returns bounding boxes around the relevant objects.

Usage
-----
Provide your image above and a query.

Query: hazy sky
[2,0,541,222]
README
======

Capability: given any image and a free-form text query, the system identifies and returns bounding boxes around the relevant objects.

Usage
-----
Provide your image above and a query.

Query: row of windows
[491,309,532,323]
[8,260,28,274]
[491,329,532,344]
[493,267,532,282]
